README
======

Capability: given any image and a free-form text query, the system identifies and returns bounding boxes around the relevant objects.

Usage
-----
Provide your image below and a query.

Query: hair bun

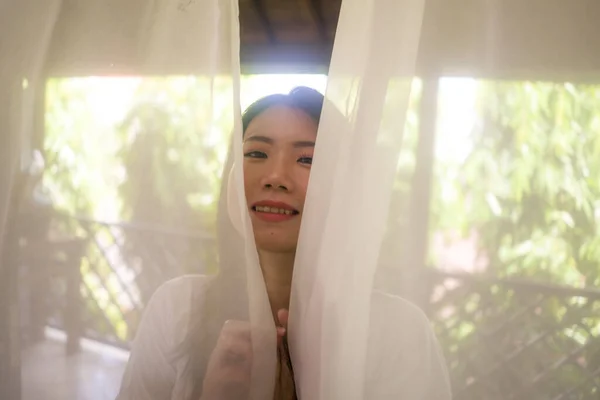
[289,86,322,95]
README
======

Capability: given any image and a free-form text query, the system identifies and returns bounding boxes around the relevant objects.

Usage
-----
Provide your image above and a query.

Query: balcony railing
[18,211,214,350]
[426,270,600,400]
[15,210,600,399]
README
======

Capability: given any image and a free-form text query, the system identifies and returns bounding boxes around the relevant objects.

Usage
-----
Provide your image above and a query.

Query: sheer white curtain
[290,0,432,398]
[123,0,446,397]
[0,0,62,268]
[5,0,600,399]
[2,0,449,399]
[0,3,63,397]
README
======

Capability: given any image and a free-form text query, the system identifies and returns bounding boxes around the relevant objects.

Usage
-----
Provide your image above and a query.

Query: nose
[261,156,292,192]
[265,182,288,190]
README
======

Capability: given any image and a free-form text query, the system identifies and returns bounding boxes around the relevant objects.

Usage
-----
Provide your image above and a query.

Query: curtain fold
[0,2,63,398]
[7,0,453,399]
[289,0,435,398]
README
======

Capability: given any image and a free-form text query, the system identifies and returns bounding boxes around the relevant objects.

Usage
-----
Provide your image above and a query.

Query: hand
[276,308,289,347]
[201,320,252,400]
[201,313,288,400]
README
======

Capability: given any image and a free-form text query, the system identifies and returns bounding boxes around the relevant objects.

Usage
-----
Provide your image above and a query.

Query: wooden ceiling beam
[251,0,277,44]
[303,0,329,42]
[41,0,600,79]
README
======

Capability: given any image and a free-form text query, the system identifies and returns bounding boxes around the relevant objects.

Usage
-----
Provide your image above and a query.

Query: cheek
[296,170,311,202]
[243,164,259,197]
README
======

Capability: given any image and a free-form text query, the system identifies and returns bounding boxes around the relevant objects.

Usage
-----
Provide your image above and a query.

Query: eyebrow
[244,135,315,148]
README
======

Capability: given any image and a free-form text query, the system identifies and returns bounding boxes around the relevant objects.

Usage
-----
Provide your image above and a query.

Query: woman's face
[243,105,317,253]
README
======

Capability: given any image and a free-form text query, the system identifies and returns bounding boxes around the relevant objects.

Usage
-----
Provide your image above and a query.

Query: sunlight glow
[436,77,479,164]
[46,74,477,223]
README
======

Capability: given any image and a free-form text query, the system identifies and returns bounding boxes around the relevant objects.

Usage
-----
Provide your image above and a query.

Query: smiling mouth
[252,206,299,215]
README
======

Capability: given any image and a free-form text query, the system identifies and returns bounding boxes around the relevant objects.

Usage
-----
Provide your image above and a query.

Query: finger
[215,320,253,369]
[277,326,286,346]
[277,308,289,329]
[218,381,250,400]
[216,321,252,353]
[220,320,252,342]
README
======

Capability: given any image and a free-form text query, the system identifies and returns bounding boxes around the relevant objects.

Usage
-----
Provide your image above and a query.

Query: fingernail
[277,327,286,336]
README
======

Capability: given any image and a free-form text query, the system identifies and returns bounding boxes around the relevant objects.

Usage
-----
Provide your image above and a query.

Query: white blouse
[116,275,452,399]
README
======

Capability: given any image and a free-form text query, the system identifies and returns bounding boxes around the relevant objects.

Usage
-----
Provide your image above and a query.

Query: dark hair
[181,86,324,400]
[242,86,324,134]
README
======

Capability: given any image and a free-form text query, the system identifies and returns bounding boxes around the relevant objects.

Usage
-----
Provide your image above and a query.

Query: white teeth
[255,206,294,215]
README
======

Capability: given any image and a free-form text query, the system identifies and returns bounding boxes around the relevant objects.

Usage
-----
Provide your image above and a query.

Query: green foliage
[44,75,600,358]
[44,79,120,216]
[117,77,232,234]
[429,81,600,398]
[432,278,600,400]
[431,81,600,287]
[115,77,238,304]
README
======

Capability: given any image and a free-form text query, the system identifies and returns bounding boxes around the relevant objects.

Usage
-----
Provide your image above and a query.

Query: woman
[116,87,451,399]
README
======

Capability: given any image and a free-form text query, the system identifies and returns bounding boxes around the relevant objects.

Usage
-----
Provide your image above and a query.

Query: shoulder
[371,290,436,339]
[370,290,441,357]
[368,290,452,399]
[151,274,213,302]
[141,274,213,350]
[149,274,213,311]
[372,290,429,322]
[117,275,213,400]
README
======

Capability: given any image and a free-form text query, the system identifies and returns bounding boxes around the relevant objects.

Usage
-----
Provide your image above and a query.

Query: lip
[251,200,299,223]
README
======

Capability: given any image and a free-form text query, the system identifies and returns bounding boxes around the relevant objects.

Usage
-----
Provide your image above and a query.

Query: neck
[258,250,295,315]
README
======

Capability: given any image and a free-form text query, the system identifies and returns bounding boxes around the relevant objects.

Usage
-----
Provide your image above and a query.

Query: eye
[298,155,313,165]
[244,151,267,159]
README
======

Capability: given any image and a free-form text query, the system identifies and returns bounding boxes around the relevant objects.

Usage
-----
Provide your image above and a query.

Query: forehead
[244,105,318,141]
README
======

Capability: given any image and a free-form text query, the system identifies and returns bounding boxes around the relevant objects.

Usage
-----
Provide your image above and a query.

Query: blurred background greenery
[37,75,600,398]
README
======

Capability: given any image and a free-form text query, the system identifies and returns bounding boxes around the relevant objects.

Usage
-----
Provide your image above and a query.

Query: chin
[253,231,297,253]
